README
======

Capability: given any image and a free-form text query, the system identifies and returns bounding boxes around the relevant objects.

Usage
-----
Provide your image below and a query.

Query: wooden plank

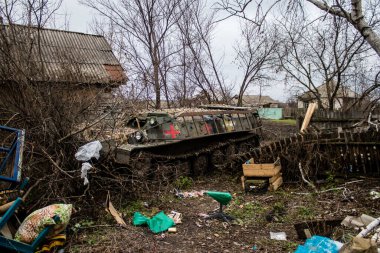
[242,158,281,177]
[241,176,245,190]
[269,176,283,191]
[242,165,281,177]
[269,173,282,184]
[301,102,317,133]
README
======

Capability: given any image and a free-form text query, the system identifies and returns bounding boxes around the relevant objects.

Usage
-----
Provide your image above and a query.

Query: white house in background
[297,82,358,110]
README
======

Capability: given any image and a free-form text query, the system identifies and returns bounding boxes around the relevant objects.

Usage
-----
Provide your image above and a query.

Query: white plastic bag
[75,141,102,161]
[80,162,92,185]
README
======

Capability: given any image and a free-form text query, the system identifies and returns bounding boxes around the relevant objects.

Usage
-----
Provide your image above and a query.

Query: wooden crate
[241,173,283,192]
[242,158,281,177]
[268,176,283,191]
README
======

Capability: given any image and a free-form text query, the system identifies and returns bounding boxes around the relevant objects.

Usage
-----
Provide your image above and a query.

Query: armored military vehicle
[105,105,262,176]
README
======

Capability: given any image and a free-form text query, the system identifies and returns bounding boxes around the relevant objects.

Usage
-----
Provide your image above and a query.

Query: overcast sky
[58,0,294,102]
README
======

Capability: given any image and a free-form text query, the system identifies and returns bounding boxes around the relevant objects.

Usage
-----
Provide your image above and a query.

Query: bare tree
[278,13,370,111]
[83,0,193,109]
[217,0,380,57]
[234,22,278,106]
[0,0,126,209]
[217,0,380,110]
[348,58,380,109]
[305,0,380,57]
[87,0,231,108]
[178,1,232,104]
[216,0,281,26]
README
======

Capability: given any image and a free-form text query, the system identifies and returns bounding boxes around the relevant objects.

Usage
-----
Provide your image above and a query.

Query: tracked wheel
[225,144,237,158]
[225,144,238,170]
[192,154,209,176]
[211,149,224,169]
[177,159,192,176]
[133,155,151,178]
[238,142,250,153]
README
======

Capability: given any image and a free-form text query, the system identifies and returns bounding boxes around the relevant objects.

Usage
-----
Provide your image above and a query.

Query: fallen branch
[41,148,74,178]
[367,107,379,131]
[4,113,19,126]
[298,162,317,191]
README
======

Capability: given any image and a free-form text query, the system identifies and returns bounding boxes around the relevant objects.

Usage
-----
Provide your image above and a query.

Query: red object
[204,123,213,134]
[164,124,181,138]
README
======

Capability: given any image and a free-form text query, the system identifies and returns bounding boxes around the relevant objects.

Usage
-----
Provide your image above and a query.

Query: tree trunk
[306,0,380,57]
[351,19,380,58]
[153,47,160,109]
[328,99,334,112]
[237,95,243,106]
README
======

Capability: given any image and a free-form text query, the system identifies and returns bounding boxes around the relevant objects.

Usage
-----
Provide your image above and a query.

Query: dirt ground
[66,120,380,253]
[260,120,298,142]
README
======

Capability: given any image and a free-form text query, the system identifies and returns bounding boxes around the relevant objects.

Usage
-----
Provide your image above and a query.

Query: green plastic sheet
[133,211,175,233]
[206,191,232,205]
[133,212,149,226]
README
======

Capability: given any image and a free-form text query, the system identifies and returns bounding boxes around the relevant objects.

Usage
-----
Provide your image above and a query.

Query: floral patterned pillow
[14,204,72,244]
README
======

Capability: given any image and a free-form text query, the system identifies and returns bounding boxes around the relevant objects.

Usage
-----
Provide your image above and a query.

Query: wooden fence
[245,127,380,180]
[295,109,380,130]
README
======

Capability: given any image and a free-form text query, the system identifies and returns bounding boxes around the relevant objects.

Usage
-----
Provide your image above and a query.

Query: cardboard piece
[105,192,127,227]
[341,214,376,229]
[168,211,182,224]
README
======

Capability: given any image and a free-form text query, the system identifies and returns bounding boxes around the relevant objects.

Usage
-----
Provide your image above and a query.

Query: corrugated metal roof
[232,95,280,106]
[0,24,127,85]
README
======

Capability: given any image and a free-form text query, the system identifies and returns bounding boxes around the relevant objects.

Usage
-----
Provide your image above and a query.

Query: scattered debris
[269,232,287,241]
[294,235,343,253]
[369,191,380,200]
[75,140,102,161]
[340,237,378,253]
[357,217,380,238]
[75,140,102,185]
[168,211,182,224]
[341,214,376,229]
[294,219,342,240]
[175,190,206,198]
[80,162,92,185]
[168,227,177,233]
[105,192,127,227]
[132,211,175,233]
[198,213,210,219]
[372,229,380,244]
[15,204,73,243]
[154,233,166,240]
